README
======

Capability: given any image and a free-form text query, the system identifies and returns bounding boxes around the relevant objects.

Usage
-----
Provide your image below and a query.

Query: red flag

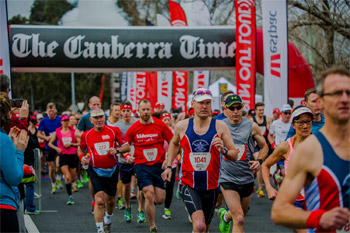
[99,75,105,103]
[147,72,158,110]
[235,0,256,112]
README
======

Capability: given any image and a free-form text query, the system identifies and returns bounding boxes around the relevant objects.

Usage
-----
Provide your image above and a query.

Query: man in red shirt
[125,99,174,233]
[78,108,130,233]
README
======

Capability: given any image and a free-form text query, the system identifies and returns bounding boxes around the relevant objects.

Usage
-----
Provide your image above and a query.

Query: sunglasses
[193,90,212,96]
[294,120,312,126]
[228,105,243,111]
[283,111,291,115]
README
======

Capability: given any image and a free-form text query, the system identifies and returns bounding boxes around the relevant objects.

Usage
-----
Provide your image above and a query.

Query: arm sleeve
[0,134,24,186]
[125,126,134,145]
[79,132,87,151]
[115,127,124,146]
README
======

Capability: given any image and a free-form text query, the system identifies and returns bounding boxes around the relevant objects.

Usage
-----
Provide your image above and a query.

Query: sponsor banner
[0,0,11,96]
[234,0,256,111]
[147,72,158,110]
[193,70,209,91]
[126,72,137,109]
[135,72,148,106]
[172,71,188,113]
[157,71,173,112]
[262,0,288,116]
[120,72,128,102]
[9,25,236,72]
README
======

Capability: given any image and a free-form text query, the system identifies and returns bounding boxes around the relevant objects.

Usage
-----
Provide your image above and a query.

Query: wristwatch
[256,159,263,165]
[222,147,228,156]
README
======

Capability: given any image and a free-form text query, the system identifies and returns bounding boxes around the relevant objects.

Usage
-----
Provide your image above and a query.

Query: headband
[120,104,132,110]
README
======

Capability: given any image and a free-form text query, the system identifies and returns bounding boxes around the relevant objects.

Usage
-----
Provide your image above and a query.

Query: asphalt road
[26,178,289,233]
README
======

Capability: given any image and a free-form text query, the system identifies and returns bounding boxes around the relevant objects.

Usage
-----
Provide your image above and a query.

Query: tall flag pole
[169,0,188,114]
[234,0,256,111]
[0,0,12,98]
[261,0,288,116]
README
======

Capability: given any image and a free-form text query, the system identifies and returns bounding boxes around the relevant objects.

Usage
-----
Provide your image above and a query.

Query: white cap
[36,113,43,119]
[281,104,292,112]
[192,88,213,102]
[90,108,105,117]
[291,106,314,121]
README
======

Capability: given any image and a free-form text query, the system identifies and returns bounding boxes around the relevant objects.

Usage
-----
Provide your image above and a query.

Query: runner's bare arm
[118,143,130,154]
[37,130,49,141]
[75,129,83,139]
[161,120,185,182]
[215,120,238,162]
[48,134,61,153]
[262,141,288,200]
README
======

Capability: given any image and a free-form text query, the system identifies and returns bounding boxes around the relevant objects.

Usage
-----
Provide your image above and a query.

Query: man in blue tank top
[271,66,350,232]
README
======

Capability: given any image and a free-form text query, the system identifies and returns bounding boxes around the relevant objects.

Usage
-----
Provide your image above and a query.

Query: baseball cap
[291,106,314,121]
[30,116,37,125]
[90,109,105,117]
[281,104,292,112]
[155,102,165,108]
[192,88,213,102]
[36,113,43,120]
[225,94,243,107]
[273,108,280,114]
[61,115,69,121]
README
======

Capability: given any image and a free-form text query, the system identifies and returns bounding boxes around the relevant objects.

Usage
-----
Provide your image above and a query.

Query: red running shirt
[80,125,124,169]
[125,117,173,165]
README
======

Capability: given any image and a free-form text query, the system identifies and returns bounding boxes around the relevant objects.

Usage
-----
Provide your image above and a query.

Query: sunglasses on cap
[228,105,243,111]
[193,90,212,96]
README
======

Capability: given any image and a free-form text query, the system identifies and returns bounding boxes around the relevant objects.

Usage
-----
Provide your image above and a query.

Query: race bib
[94,142,109,156]
[190,152,211,171]
[224,144,247,161]
[49,131,56,138]
[143,148,157,162]
[62,137,72,145]
[337,218,350,233]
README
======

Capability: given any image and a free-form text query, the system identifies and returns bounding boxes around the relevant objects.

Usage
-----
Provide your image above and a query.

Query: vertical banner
[262,0,288,116]
[135,72,148,108]
[235,0,256,111]
[127,72,137,109]
[147,72,158,110]
[157,71,173,112]
[0,0,11,97]
[169,0,188,113]
[172,71,188,112]
[120,72,128,102]
[193,70,210,91]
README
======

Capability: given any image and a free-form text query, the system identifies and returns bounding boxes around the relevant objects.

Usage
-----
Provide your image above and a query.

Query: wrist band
[306,209,326,229]
[166,166,172,169]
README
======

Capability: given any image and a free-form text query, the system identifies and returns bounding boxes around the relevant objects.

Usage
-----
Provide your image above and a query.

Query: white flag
[127,72,137,109]
[262,0,289,116]
[193,70,209,91]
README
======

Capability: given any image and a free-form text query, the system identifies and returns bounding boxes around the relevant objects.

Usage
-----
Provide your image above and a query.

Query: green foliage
[29,0,73,25]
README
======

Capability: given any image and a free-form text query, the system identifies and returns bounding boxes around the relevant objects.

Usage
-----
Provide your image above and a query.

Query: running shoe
[77,180,84,188]
[26,209,40,215]
[72,183,78,192]
[218,208,231,233]
[67,196,74,205]
[150,226,157,232]
[137,210,146,223]
[103,223,111,233]
[257,189,265,198]
[116,198,125,210]
[162,208,172,220]
[124,208,132,222]
[51,185,57,194]
[56,179,63,189]
[82,173,89,183]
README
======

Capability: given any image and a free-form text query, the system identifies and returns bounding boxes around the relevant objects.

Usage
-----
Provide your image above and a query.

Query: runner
[162,88,238,233]
[262,106,314,232]
[114,101,145,223]
[48,115,79,205]
[216,94,268,233]
[271,67,350,232]
[78,108,130,233]
[154,102,165,114]
[214,90,235,120]
[37,102,62,194]
[252,102,272,198]
[125,99,174,232]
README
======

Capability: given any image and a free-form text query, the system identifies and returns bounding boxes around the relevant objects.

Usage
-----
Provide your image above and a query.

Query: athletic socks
[104,212,113,225]
[65,182,72,196]
[96,222,104,233]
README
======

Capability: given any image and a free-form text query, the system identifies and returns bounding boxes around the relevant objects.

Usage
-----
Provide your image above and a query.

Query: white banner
[0,0,11,97]
[193,70,209,91]
[126,72,137,109]
[157,71,173,112]
[262,0,288,116]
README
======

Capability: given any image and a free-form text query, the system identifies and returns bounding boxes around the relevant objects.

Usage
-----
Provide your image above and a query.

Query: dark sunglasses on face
[283,111,291,115]
[228,105,243,111]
